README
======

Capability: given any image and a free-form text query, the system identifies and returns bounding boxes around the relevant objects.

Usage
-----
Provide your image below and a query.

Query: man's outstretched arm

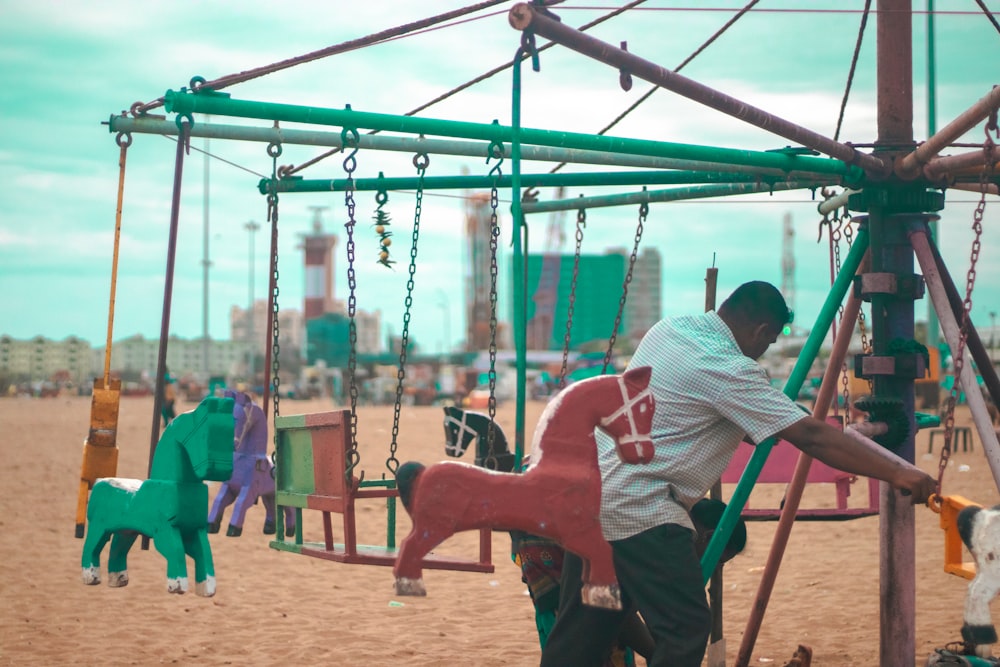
[777,416,936,503]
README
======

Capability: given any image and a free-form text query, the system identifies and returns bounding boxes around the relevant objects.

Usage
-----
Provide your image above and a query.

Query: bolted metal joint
[852,272,925,302]
[847,188,945,213]
[854,352,927,380]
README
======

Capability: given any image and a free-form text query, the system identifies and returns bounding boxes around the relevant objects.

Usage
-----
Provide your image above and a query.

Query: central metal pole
[873,3,917,664]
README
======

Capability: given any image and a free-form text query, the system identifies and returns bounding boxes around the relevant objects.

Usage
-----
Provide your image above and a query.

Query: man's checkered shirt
[596,310,805,541]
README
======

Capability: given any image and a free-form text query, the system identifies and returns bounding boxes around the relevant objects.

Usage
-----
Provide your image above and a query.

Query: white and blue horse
[207,390,295,537]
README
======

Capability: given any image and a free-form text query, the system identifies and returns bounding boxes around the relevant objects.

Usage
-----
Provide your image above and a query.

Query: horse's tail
[396,461,425,513]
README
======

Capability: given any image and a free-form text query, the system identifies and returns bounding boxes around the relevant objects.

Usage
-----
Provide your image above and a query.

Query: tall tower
[781,211,796,322]
[301,206,339,320]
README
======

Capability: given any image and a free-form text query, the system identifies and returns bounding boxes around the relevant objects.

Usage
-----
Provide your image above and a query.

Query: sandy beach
[1,394,997,666]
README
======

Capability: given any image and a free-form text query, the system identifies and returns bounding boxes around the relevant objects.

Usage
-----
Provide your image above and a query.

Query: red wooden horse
[393,366,655,610]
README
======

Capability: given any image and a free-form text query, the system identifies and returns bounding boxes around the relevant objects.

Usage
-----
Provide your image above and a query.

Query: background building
[520,247,662,351]
[0,335,93,389]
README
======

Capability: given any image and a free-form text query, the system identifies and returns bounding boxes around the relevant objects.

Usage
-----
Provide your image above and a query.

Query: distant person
[160,370,177,426]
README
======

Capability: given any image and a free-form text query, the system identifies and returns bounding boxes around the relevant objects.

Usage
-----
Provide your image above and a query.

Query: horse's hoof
[581,583,622,610]
[262,520,276,535]
[166,577,189,594]
[81,566,101,585]
[107,570,129,588]
[226,525,242,537]
[195,576,216,597]
[207,519,221,534]
[394,577,427,597]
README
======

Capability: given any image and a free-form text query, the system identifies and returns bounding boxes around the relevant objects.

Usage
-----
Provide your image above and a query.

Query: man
[540,281,936,667]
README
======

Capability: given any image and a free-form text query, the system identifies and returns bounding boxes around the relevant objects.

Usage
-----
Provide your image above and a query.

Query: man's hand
[892,468,937,504]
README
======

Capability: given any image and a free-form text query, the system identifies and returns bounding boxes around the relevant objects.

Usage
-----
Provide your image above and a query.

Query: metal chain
[387,153,428,476]
[934,126,993,498]
[558,206,585,388]
[341,128,362,482]
[266,143,282,443]
[844,218,873,393]
[486,141,503,467]
[603,199,646,374]
[829,216,852,420]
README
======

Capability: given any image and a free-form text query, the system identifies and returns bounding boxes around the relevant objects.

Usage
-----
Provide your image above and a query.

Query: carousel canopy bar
[110,115,842,179]
[161,89,866,184]
[258,170,804,195]
[521,180,820,213]
[507,2,889,177]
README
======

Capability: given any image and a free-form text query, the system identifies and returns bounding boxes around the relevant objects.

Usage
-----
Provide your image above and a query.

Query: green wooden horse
[80,395,235,596]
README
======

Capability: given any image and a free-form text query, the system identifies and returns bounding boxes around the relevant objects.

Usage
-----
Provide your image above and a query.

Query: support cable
[973,0,1000,36]
[833,0,872,142]
[547,0,760,174]
[284,0,649,177]
[129,0,511,117]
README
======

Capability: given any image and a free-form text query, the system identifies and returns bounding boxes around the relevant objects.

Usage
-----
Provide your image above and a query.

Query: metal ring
[487,140,504,161]
[341,126,360,148]
[267,142,282,158]
[115,132,133,149]
[189,76,207,92]
[174,112,194,131]
[412,152,430,170]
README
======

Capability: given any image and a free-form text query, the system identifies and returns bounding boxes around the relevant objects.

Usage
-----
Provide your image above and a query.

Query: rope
[833,0,872,142]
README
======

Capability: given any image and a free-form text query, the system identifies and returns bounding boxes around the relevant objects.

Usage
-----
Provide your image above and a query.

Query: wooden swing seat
[269,409,494,572]
[721,417,880,521]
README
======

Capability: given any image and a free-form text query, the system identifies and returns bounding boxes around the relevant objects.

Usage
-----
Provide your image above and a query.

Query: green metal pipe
[511,53,528,472]
[523,180,826,214]
[109,115,843,178]
[700,225,871,583]
[259,170,789,195]
[163,90,865,181]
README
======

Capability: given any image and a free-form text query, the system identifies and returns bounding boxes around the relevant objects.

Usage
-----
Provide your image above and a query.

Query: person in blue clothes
[540,281,937,667]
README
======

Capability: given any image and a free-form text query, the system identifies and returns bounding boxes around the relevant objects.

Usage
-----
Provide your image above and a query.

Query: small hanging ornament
[373,184,394,268]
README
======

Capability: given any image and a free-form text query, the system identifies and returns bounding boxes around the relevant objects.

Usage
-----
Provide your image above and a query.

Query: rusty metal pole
[506,2,889,176]
[873,2,917,664]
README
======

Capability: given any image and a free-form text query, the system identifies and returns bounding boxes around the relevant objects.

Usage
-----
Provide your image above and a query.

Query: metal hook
[375,172,389,207]
[341,126,360,173]
[619,42,633,91]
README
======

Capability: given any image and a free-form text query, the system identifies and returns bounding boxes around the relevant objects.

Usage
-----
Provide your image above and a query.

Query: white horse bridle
[599,375,653,448]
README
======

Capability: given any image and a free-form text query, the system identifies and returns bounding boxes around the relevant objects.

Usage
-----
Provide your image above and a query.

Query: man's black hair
[718,281,792,329]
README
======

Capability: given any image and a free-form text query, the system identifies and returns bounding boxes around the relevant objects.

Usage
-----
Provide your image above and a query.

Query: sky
[1,1,999,356]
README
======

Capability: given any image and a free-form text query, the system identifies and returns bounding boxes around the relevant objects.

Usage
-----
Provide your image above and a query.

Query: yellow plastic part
[932,494,981,580]
[75,378,122,535]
